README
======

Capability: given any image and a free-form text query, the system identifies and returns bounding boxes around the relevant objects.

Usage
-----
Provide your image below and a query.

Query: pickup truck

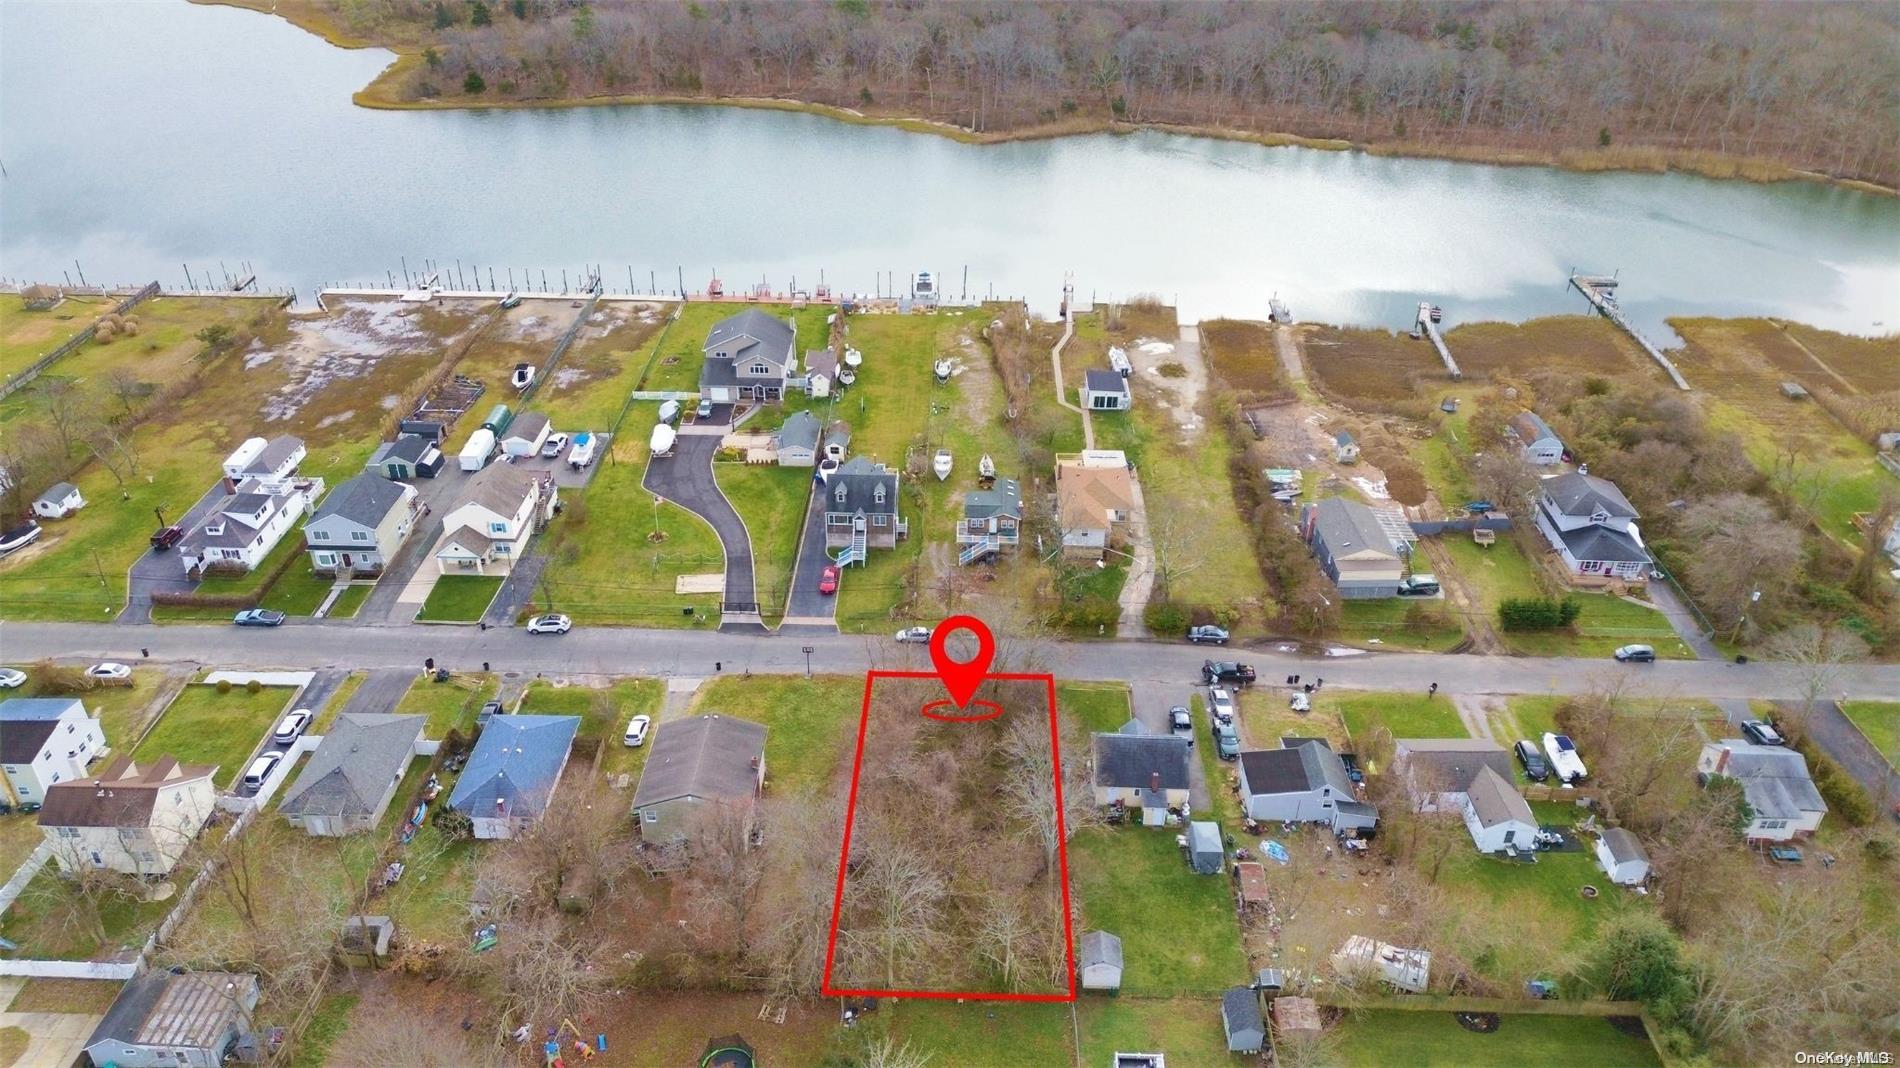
[149,525,185,551]
[1202,660,1257,686]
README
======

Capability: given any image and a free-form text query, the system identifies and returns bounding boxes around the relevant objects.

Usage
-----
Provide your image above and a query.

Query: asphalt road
[7,620,1900,705]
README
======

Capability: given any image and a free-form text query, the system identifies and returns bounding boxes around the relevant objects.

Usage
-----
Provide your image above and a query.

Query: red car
[149,525,185,551]
[818,565,840,595]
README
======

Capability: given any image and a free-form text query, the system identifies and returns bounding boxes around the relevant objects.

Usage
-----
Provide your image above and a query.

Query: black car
[1741,719,1785,746]
[1513,739,1550,782]
[1187,625,1230,645]
[1202,660,1257,685]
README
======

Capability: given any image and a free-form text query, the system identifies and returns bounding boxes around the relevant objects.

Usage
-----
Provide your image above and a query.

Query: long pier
[1416,302,1461,379]
[1569,275,1690,390]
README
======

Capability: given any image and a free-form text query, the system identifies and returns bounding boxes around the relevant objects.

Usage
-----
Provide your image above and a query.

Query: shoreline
[201,0,1896,199]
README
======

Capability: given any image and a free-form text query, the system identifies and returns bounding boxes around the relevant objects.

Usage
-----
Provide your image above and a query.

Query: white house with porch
[431,463,556,575]
[1532,470,1651,582]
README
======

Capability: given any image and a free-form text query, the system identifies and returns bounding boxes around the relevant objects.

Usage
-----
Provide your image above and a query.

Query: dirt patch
[252,297,484,423]
[1123,328,1207,442]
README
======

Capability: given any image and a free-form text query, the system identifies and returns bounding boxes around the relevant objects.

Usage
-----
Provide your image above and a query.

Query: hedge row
[1499,596,1581,631]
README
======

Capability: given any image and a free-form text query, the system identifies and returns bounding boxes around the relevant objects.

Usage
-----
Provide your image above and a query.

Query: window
[750,363,770,375]
[873,515,887,528]
[873,486,886,505]
[642,810,657,824]
[489,522,508,534]
[56,826,80,839]
[834,486,846,503]
[316,552,335,566]
[66,723,75,733]
[494,543,510,555]
[351,531,370,541]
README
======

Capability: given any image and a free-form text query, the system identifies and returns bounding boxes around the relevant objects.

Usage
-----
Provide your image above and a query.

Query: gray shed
[1079,930,1124,992]
[1186,820,1224,875]
[1221,986,1266,1053]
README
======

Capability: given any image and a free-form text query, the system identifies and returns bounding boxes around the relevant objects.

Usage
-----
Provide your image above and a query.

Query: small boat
[1269,295,1292,324]
[933,359,953,383]
[933,450,953,481]
[498,291,521,310]
[843,347,863,367]
[1429,305,1444,324]
[837,365,857,386]
[978,454,996,479]
[511,362,535,391]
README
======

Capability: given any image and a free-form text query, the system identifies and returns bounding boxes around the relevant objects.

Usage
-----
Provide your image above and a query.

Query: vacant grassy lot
[1334,692,1468,750]
[1441,316,1644,380]
[715,462,812,625]
[1338,597,1466,652]
[1069,828,1249,996]
[1436,535,1686,659]
[690,674,858,794]
[0,813,43,879]
[889,1000,1076,1063]
[1435,841,1641,986]
[1059,681,1133,733]
[519,676,663,777]
[393,672,497,736]
[10,668,176,746]
[415,575,502,623]
[1076,996,1232,1064]
[132,683,296,789]
[0,294,268,394]
[1840,700,1900,767]
[531,301,668,430]
[1332,1008,1659,1067]
[1302,325,1444,410]
[1200,318,1292,394]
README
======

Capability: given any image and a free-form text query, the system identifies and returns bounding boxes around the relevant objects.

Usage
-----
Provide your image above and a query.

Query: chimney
[1716,746,1731,775]
[1150,771,1161,792]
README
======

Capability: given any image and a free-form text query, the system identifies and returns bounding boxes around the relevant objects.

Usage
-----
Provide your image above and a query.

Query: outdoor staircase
[835,525,868,568]
[958,536,999,566]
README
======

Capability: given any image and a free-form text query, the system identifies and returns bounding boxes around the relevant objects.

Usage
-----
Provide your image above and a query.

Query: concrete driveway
[642,433,761,632]
[356,468,480,625]
[780,472,837,630]
[117,481,225,624]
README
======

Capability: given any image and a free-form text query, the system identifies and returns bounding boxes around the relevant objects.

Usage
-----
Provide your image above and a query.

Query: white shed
[1079,930,1123,992]
[32,481,85,519]
[499,411,551,457]
[1595,827,1650,886]
[458,428,497,472]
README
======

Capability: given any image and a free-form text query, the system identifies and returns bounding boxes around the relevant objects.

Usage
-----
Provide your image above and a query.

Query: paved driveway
[357,468,478,624]
[642,434,761,632]
[780,472,837,630]
[117,481,225,624]
[1133,680,1210,810]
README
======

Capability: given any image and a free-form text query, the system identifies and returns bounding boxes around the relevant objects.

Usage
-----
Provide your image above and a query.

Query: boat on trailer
[933,450,953,481]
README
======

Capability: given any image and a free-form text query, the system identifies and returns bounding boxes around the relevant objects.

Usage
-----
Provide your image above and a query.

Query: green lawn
[1332,1009,1659,1067]
[1335,692,1468,747]
[1438,536,1686,659]
[393,672,498,736]
[133,683,296,789]
[258,563,334,616]
[1069,828,1249,996]
[9,671,174,747]
[288,992,359,1068]
[326,582,372,618]
[888,1001,1076,1065]
[1076,997,1233,1066]
[1339,597,1467,652]
[1059,681,1133,733]
[715,463,812,625]
[415,575,503,623]
[690,675,857,794]
[520,677,664,777]
[533,303,668,430]
[1435,845,1639,986]
[0,295,263,392]
[1192,694,1245,826]
[0,862,187,960]
[0,813,43,879]
[1840,701,1900,767]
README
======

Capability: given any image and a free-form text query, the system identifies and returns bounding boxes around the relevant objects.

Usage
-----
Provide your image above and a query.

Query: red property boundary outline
[820,670,1078,1003]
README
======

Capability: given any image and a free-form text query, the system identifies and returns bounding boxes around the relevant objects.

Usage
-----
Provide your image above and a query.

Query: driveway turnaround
[642,432,762,633]
[118,482,227,624]
[780,472,838,631]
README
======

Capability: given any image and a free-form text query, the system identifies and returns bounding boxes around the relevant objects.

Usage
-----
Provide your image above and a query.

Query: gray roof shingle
[1307,497,1399,561]
[1542,471,1638,519]
[311,474,411,528]
[826,457,899,518]
[1084,369,1128,395]
[704,309,794,369]
[1081,930,1123,969]
[1712,740,1827,819]
[1556,523,1651,564]
[631,714,767,809]
[776,410,823,452]
[1465,765,1535,829]
[278,713,424,819]
[964,478,1022,520]
[1093,732,1190,790]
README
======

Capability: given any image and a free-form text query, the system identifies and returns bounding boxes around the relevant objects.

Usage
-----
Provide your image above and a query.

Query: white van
[242,752,283,793]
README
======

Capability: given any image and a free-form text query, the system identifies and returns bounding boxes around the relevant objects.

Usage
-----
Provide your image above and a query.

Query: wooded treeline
[313,0,1900,185]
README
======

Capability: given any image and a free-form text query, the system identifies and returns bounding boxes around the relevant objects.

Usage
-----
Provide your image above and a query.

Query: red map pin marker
[929,615,994,710]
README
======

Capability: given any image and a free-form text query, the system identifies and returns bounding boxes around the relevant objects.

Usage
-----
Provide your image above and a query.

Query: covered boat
[932,450,953,481]
[649,423,677,457]
[978,454,996,479]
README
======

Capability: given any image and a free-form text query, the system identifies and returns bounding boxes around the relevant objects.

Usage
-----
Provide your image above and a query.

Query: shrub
[1578,913,1694,1028]
[216,679,233,695]
[1144,601,1188,636]
[463,70,486,94]
[1790,734,1873,826]
[1499,596,1581,631]
[27,660,97,695]
[1864,836,1894,865]
[245,679,263,695]
[432,807,473,839]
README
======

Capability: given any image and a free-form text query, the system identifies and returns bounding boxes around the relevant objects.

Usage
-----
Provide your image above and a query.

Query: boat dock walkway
[1569,275,1690,390]
[1416,302,1461,380]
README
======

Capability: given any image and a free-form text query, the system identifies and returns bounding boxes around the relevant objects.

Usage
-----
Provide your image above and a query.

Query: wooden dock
[1569,275,1690,390]
[1416,302,1461,379]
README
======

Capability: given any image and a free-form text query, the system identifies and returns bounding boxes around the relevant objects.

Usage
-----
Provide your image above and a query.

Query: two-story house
[1532,470,1652,582]
[179,476,323,574]
[1237,738,1378,833]
[38,755,218,876]
[824,457,905,565]
[957,477,1022,565]
[431,463,556,575]
[700,309,796,405]
[0,697,105,809]
[303,474,420,576]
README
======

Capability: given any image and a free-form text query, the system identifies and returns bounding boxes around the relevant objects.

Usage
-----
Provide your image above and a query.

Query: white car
[241,752,283,793]
[1208,686,1236,723]
[0,668,26,689]
[894,626,933,644]
[86,662,132,681]
[540,433,570,458]
[1542,732,1588,783]
[272,709,312,745]
[623,714,652,748]
[526,613,572,635]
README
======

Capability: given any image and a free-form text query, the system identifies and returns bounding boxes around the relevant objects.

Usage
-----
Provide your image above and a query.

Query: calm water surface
[4,0,1898,338]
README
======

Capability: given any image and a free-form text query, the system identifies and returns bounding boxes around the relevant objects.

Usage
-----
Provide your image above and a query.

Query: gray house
[365,434,443,479]
[1508,411,1565,465]
[701,309,796,405]
[304,474,420,576]
[84,970,260,1068]
[631,714,768,842]
[1221,987,1266,1054]
[278,713,425,836]
[1081,369,1131,411]
[1079,930,1124,992]
[1303,497,1404,599]
[1237,739,1378,833]
[824,457,906,559]
[1392,738,1515,810]
[1092,724,1191,826]
[774,410,823,467]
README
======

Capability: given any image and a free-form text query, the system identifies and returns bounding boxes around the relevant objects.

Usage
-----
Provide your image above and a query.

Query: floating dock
[1569,275,1690,390]
[1416,302,1461,380]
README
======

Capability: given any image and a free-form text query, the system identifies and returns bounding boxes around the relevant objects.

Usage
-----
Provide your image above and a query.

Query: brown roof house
[631,714,768,844]
[1056,451,1136,553]
[38,755,218,877]
[84,970,260,1068]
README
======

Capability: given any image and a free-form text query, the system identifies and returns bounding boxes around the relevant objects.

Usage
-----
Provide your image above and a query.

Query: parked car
[819,565,840,595]
[477,700,503,729]
[1202,660,1256,685]
[1741,719,1786,746]
[1542,732,1588,783]
[241,752,283,793]
[1613,644,1656,663]
[1289,693,1311,713]
[894,626,933,644]
[1397,574,1441,597]
[541,432,570,458]
[526,613,572,635]
[1208,687,1236,724]
[1170,706,1193,736]
[0,668,26,689]
[233,609,286,627]
[1513,739,1550,782]
[149,525,185,551]
[86,662,132,681]
[623,714,652,748]
[272,709,312,744]
[1187,624,1230,645]
[1212,719,1240,760]
[696,397,715,420]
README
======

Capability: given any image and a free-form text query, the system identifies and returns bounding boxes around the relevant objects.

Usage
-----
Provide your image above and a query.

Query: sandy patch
[252,297,479,422]
[1123,329,1207,442]
[315,409,355,430]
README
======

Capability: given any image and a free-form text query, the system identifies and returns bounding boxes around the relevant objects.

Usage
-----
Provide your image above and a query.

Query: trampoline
[700,1035,756,1068]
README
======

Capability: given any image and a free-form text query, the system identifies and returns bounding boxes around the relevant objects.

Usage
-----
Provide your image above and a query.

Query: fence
[518,289,600,405]
[0,282,160,400]
[0,959,140,980]
[1409,515,1515,537]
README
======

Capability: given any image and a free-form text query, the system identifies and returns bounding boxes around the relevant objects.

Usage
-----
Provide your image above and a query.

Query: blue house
[447,714,580,840]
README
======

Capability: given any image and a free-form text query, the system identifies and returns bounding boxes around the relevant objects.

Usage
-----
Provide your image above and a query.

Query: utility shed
[1078,930,1124,992]
[1186,820,1224,875]
[1221,987,1266,1054]
[1596,827,1651,886]
[84,970,260,1068]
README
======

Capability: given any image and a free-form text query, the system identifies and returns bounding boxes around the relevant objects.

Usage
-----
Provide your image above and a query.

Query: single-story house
[447,714,580,839]
[773,410,823,467]
[958,477,1022,563]
[1303,497,1404,599]
[278,713,426,837]
[431,463,557,576]
[1092,721,1191,826]
[1461,765,1538,853]
[1697,739,1827,841]
[1055,452,1135,552]
[1333,430,1359,464]
[630,713,768,843]
[1507,411,1565,465]
[701,308,797,405]
[1596,827,1651,886]
[1082,369,1131,411]
[179,473,323,574]
[1392,738,1515,810]
[1533,470,1651,582]
[365,433,443,480]
[0,697,104,809]
[221,434,305,486]
[823,457,905,561]
[31,481,84,519]
[498,410,552,457]
[83,970,260,1068]
[304,473,420,577]
[1237,739,1378,833]
[39,755,217,876]
[1187,820,1224,875]
[1221,987,1266,1054]
[1079,930,1124,992]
